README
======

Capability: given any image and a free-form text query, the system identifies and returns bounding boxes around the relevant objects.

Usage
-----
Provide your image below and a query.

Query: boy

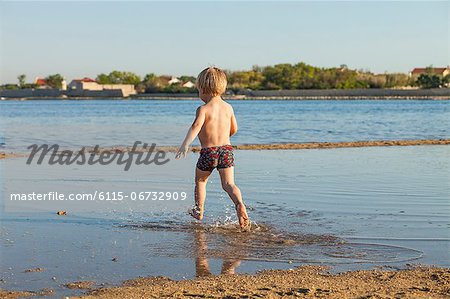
[175,67,250,229]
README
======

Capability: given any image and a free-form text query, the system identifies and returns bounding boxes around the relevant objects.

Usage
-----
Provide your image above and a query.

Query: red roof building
[35,78,48,85]
[72,77,97,83]
[410,67,449,77]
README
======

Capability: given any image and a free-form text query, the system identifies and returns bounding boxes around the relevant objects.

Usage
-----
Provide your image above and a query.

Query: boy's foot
[189,206,203,220]
[235,202,250,230]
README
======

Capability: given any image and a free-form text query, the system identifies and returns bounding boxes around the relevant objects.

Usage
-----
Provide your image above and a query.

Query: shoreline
[1,95,450,101]
[2,265,448,298]
[1,139,449,160]
[2,88,450,100]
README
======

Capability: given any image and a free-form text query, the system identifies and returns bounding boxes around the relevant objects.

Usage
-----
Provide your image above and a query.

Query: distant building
[68,77,99,90]
[158,76,183,86]
[410,67,450,77]
[101,84,136,97]
[68,77,136,97]
[34,77,51,89]
[61,79,67,91]
[182,81,195,88]
[159,76,196,87]
[168,76,181,85]
[35,77,67,90]
[35,78,47,85]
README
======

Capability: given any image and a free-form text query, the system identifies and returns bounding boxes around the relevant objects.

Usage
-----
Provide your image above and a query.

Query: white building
[168,76,181,85]
[182,81,195,88]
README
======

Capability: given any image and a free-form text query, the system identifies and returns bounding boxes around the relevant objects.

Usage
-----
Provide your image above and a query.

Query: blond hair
[196,67,227,96]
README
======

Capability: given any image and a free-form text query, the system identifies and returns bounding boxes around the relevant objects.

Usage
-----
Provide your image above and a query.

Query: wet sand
[84,138,450,153]
[1,138,449,159]
[224,138,450,151]
[75,265,449,298]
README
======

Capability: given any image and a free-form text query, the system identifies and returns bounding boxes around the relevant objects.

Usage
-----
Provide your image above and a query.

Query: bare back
[197,99,234,148]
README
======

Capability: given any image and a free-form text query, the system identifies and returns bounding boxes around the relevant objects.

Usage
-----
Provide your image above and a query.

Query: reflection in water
[128,218,423,266]
[194,229,241,277]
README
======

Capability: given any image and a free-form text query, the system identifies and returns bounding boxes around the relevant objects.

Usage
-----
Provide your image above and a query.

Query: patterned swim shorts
[196,144,234,172]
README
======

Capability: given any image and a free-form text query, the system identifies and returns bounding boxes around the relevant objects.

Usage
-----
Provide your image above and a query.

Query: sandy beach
[76,265,450,299]
[2,265,448,298]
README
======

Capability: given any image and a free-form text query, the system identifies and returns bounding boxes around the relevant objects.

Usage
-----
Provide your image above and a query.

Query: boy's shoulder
[196,105,206,114]
[218,99,233,110]
[195,103,211,115]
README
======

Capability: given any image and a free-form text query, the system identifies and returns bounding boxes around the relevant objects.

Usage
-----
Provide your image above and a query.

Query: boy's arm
[175,107,206,159]
[230,107,238,137]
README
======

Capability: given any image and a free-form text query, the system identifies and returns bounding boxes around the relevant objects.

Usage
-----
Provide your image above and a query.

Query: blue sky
[0,1,448,84]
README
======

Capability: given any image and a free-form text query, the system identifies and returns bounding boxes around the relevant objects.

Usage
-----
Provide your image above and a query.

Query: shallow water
[1,145,448,296]
[0,99,449,151]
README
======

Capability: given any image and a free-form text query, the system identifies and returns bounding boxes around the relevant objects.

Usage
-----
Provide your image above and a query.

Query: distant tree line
[226,63,449,91]
[2,62,449,92]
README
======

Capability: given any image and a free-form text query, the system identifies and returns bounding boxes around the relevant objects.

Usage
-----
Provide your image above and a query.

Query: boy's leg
[218,167,249,228]
[192,167,212,220]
